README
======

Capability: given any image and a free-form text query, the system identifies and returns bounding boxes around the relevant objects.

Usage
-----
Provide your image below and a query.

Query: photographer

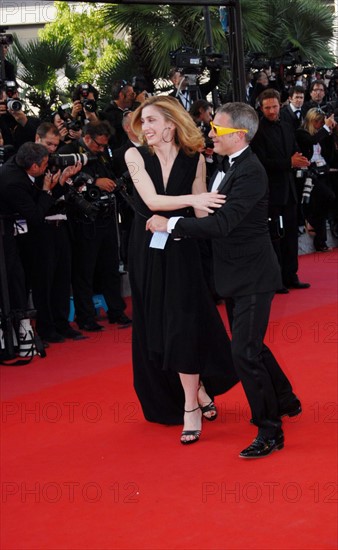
[0,143,60,354]
[0,139,83,344]
[102,80,136,149]
[0,81,40,151]
[58,121,131,331]
[296,108,337,252]
[71,82,100,127]
[33,123,85,342]
[51,105,82,145]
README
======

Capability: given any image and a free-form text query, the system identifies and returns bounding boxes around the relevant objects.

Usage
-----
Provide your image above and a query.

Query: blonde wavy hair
[130,95,205,155]
[302,108,325,135]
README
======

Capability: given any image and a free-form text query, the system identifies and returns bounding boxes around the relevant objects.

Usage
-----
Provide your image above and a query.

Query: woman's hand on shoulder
[191,192,226,213]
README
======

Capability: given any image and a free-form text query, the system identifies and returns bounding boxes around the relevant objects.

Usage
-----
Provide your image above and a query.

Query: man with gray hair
[146,102,301,459]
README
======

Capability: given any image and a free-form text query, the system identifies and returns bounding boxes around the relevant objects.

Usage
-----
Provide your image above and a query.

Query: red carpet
[1,251,337,550]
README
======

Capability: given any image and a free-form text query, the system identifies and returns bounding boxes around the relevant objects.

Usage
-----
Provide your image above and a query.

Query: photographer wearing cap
[58,121,131,331]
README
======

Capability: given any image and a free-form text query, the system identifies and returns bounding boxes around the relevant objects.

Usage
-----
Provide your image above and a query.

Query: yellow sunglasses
[210,121,248,136]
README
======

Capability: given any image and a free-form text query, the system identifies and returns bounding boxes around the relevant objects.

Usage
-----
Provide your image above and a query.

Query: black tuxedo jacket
[251,117,298,206]
[172,147,282,297]
[280,104,303,131]
[0,156,54,235]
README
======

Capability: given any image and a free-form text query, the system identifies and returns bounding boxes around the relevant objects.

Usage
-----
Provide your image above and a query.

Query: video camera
[170,46,226,75]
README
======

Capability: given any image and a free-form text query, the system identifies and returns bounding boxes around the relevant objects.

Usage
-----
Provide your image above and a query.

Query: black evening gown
[128,147,238,425]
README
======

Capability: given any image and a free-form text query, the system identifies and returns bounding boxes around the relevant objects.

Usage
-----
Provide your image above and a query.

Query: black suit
[0,156,55,311]
[251,117,300,286]
[280,104,303,131]
[172,147,298,438]
[0,156,73,337]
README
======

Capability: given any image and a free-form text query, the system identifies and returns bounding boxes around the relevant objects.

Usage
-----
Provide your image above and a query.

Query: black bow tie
[217,156,230,172]
[295,110,301,117]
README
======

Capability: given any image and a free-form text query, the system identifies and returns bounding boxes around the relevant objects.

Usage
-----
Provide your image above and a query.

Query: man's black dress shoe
[41,332,65,343]
[77,321,104,332]
[59,327,87,340]
[276,287,289,294]
[286,280,310,289]
[239,432,284,459]
[108,313,132,328]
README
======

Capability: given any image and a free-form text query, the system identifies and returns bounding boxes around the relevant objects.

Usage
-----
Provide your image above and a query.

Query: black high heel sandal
[181,407,201,445]
[198,383,218,422]
[200,401,218,422]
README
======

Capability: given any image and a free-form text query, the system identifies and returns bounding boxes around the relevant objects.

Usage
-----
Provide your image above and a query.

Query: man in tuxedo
[251,88,310,292]
[146,102,301,459]
[280,85,305,131]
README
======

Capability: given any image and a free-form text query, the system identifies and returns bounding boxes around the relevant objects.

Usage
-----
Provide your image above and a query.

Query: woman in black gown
[125,96,238,444]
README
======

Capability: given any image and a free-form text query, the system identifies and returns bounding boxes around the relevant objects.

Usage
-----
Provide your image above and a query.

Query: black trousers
[2,232,27,311]
[269,200,299,285]
[71,217,125,324]
[225,292,294,438]
[30,222,72,337]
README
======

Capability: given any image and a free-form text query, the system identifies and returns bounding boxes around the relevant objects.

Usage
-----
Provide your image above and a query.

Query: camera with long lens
[301,177,314,204]
[64,171,116,221]
[65,172,100,221]
[7,98,22,111]
[48,152,97,171]
[301,164,328,204]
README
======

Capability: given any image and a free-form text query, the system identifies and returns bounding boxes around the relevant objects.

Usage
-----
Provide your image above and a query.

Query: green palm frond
[12,35,74,89]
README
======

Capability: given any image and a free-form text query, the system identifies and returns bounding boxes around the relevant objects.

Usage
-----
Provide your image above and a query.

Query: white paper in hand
[149,231,169,249]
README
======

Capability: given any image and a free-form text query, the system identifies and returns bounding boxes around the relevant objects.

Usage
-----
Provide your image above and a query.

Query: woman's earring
[162,127,174,143]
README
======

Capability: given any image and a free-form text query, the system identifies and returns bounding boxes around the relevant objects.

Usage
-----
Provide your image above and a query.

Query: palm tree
[258,0,335,66]
[99,0,335,91]
[8,35,79,118]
